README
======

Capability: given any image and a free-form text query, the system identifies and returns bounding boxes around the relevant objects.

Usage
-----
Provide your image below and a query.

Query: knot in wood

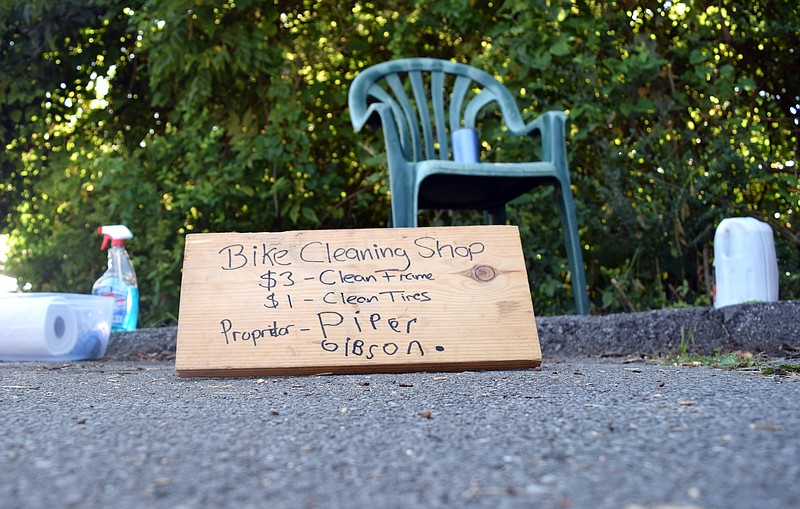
[471,265,497,282]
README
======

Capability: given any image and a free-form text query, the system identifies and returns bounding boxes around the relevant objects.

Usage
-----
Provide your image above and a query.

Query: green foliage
[762,364,800,375]
[667,348,760,370]
[1,0,798,324]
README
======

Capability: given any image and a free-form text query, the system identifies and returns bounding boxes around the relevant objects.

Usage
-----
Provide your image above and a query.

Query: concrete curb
[107,300,800,360]
[541,300,800,358]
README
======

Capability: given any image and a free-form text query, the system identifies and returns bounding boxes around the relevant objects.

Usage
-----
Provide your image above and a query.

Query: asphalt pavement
[2,302,800,509]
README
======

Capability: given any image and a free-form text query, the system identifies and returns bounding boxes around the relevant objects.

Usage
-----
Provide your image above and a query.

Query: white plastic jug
[713,217,779,308]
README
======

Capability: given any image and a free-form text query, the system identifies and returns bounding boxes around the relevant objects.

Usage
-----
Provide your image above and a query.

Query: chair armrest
[350,102,383,133]
[505,110,568,165]
[352,102,409,164]
[529,111,568,164]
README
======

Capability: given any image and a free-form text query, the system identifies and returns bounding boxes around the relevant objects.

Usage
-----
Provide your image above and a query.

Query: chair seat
[414,161,560,210]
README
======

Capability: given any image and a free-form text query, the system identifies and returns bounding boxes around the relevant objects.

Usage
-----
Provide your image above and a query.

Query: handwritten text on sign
[175,226,541,377]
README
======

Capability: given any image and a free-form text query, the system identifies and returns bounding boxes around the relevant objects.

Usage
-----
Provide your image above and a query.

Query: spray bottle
[92,225,139,331]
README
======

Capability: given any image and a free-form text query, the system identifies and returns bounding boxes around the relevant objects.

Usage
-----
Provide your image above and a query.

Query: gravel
[2,359,799,509]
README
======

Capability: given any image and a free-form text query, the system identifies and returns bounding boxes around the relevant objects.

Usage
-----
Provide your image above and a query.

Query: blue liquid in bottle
[122,287,139,331]
[93,239,139,332]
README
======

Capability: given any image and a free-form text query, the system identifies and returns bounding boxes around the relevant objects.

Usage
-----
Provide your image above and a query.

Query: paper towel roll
[0,296,78,357]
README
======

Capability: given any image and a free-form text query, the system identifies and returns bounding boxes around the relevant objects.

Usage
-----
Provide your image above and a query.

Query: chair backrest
[349,58,527,163]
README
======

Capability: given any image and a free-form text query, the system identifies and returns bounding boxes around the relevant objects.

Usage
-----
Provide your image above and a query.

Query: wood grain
[175,225,540,377]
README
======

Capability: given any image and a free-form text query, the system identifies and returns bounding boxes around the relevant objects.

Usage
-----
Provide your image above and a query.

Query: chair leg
[389,175,419,228]
[391,202,418,228]
[484,205,506,225]
[555,184,590,315]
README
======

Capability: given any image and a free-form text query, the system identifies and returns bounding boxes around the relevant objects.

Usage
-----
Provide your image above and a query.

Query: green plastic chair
[348,58,589,315]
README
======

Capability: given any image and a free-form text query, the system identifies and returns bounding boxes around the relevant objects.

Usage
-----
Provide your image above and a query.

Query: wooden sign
[175,225,540,377]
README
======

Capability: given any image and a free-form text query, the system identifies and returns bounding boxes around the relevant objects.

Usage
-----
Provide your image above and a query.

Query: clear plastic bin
[0,293,114,361]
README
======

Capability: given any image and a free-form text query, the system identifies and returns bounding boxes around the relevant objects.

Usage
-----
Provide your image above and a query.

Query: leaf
[288,203,300,224]
[633,98,655,113]
[549,36,571,57]
[689,49,707,65]
[301,206,319,225]
[735,77,757,91]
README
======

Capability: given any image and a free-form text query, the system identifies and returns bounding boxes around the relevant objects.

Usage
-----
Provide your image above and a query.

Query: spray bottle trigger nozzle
[97,225,132,250]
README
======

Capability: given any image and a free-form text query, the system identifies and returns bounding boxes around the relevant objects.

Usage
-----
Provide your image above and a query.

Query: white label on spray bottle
[94,284,128,327]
